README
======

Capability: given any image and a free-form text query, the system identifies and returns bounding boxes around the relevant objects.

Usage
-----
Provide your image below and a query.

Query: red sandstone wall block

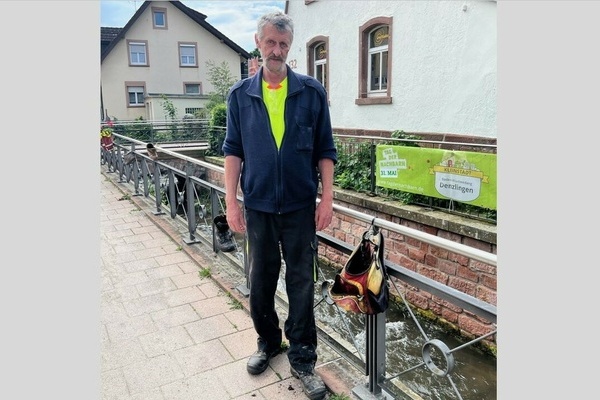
[458,313,495,337]
[387,230,406,242]
[406,237,422,248]
[448,252,469,266]
[440,307,460,324]
[386,252,405,267]
[437,230,462,243]
[470,260,496,275]
[456,265,480,283]
[424,253,439,267]
[387,240,409,257]
[437,258,458,275]
[417,266,449,284]
[428,301,443,315]
[480,274,497,290]
[476,285,497,306]
[447,276,478,297]
[429,246,450,260]
[463,237,493,252]
[420,225,438,236]
[340,220,352,234]
[406,290,430,310]
[403,220,423,230]
[396,254,418,272]
[408,247,427,263]
[333,230,347,243]
[439,298,464,313]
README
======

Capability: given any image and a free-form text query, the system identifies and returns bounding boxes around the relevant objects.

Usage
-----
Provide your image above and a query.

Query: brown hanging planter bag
[328,222,389,315]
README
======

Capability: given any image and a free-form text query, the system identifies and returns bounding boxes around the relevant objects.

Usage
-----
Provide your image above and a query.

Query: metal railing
[103,120,497,222]
[100,134,497,400]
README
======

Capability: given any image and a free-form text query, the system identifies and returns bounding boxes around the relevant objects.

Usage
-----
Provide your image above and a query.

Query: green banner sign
[376,145,497,210]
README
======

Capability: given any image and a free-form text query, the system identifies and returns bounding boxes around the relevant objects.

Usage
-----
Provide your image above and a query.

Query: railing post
[141,160,151,197]
[183,162,201,244]
[152,164,165,216]
[367,312,386,393]
[117,147,126,182]
[168,171,177,219]
[132,157,141,196]
[210,189,221,253]
[369,142,376,196]
[353,311,387,399]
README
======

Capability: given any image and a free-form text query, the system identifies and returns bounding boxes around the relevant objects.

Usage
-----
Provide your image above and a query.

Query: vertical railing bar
[152,165,164,215]
[369,141,376,196]
[100,134,497,400]
[210,188,221,253]
[183,162,201,244]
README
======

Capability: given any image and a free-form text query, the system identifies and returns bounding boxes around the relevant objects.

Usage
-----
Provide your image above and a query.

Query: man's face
[255,24,292,74]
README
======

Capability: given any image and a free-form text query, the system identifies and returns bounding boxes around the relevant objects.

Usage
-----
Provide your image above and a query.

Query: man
[222,10,337,400]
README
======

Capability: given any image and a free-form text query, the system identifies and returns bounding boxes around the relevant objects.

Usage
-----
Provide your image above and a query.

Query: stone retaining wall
[173,156,497,345]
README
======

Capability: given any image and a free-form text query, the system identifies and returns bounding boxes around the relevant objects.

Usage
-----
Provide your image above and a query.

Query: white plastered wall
[286,0,497,138]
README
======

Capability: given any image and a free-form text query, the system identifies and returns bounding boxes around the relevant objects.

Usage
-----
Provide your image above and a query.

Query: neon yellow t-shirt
[262,78,287,149]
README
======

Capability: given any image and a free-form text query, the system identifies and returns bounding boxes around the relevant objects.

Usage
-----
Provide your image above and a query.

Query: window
[128,40,148,66]
[368,26,389,93]
[152,7,167,29]
[307,36,329,98]
[184,83,202,95]
[179,43,198,67]
[126,83,145,107]
[185,107,203,115]
[356,17,393,105]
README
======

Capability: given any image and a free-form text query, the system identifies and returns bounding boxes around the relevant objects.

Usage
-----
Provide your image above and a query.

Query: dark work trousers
[245,205,318,373]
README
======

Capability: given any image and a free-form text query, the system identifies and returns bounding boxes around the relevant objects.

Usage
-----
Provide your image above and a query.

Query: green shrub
[206,104,227,156]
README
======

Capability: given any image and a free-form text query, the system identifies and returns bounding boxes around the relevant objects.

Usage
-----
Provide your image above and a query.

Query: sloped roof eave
[101,1,251,63]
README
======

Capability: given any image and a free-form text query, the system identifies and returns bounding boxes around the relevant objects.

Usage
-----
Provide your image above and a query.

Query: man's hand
[315,196,333,231]
[226,203,246,233]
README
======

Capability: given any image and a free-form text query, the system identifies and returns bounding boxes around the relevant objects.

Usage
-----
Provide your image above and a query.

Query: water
[201,221,496,400]
[311,264,497,400]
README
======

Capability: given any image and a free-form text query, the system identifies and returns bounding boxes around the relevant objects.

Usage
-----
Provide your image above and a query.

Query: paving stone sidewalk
[100,172,363,400]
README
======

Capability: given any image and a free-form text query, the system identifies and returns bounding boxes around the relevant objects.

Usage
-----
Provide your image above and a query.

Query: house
[284,0,497,141]
[100,0,251,122]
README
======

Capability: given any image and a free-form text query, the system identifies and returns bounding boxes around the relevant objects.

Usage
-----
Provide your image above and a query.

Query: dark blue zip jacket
[223,65,337,214]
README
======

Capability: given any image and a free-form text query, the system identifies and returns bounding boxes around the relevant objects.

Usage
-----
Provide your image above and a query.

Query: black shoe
[214,215,236,252]
[246,348,280,375]
[290,367,327,400]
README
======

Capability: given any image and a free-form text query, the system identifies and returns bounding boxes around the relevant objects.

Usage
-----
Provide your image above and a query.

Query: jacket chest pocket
[296,122,314,152]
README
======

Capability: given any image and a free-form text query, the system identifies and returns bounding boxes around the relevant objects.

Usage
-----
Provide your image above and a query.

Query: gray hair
[257,11,294,42]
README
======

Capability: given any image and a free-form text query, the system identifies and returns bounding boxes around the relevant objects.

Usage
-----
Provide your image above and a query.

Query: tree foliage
[205,60,237,105]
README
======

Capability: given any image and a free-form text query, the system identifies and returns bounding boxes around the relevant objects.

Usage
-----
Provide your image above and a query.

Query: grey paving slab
[100,171,362,399]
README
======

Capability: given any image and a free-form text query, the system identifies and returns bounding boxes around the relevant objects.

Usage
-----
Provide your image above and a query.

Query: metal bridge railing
[100,134,497,400]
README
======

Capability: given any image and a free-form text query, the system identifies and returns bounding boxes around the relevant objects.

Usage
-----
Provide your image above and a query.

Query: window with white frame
[184,83,201,95]
[185,107,203,115]
[128,40,148,66]
[314,43,327,88]
[356,17,392,105]
[307,36,329,99]
[127,84,145,107]
[368,25,389,93]
[179,43,197,67]
[152,7,167,28]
